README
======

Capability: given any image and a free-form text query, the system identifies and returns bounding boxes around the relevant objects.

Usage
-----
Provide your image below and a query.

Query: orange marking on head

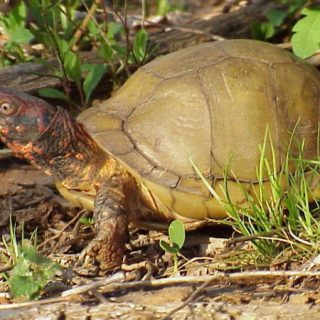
[75,153,85,160]
[1,128,9,135]
[33,145,44,154]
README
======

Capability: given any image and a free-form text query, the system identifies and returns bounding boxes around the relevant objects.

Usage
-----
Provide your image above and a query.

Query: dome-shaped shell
[79,40,320,219]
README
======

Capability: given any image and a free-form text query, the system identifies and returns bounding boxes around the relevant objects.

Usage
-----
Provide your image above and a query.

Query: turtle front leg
[82,175,129,271]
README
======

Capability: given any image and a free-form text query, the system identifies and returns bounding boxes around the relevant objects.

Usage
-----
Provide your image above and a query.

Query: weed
[1,216,60,301]
[0,1,151,108]
[156,0,185,16]
[251,0,308,40]
[0,1,33,66]
[291,6,320,58]
[160,220,186,272]
[191,128,320,266]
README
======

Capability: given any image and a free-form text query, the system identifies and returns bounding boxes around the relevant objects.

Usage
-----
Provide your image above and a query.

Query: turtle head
[0,88,56,156]
[0,88,108,187]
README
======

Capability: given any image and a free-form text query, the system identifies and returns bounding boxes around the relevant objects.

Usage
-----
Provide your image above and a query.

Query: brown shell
[78,40,320,219]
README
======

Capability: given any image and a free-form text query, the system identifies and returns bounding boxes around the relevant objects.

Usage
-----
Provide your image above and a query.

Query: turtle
[1,39,320,271]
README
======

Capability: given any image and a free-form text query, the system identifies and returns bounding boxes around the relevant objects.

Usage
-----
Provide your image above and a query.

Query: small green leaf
[9,1,27,27]
[98,43,114,61]
[9,272,42,300]
[157,0,171,16]
[0,1,33,44]
[168,220,185,249]
[83,63,107,104]
[55,37,69,55]
[159,240,180,254]
[107,22,123,40]
[64,51,82,83]
[292,7,320,59]
[10,28,34,44]
[132,28,149,63]
[38,88,68,101]
[87,20,99,38]
[261,22,275,39]
[9,243,60,300]
[251,21,275,40]
[112,44,127,60]
[267,9,288,27]
[79,216,94,226]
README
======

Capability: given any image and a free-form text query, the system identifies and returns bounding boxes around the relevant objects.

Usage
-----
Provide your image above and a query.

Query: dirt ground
[1,1,320,319]
[2,153,320,318]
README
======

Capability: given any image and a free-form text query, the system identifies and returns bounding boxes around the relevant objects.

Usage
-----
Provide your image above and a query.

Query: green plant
[0,1,150,108]
[79,216,94,226]
[35,1,150,107]
[251,9,288,40]
[8,240,60,300]
[25,0,107,107]
[159,220,186,272]
[291,6,320,58]
[156,0,185,16]
[130,28,150,64]
[2,217,60,300]
[251,0,307,40]
[0,1,34,66]
[191,128,320,265]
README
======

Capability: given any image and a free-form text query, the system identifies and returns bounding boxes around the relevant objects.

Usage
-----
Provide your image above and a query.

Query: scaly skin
[0,88,132,271]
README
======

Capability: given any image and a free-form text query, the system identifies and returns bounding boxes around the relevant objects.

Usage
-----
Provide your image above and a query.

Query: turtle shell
[78,39,320,219]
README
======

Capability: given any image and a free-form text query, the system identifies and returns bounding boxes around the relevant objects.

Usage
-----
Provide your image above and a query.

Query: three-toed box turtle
[0,39,320,270]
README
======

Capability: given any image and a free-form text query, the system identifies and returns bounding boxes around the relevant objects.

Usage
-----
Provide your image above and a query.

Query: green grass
[192,128,320,267]
[1,217,60,300]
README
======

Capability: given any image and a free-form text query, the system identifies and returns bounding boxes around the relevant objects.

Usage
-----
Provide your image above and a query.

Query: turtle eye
[0,102,16,115]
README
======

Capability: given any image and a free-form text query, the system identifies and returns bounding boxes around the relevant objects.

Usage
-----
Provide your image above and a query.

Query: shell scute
[80,40,320,219]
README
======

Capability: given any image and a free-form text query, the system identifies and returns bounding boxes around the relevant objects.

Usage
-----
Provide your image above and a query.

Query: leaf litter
[0,163,320,319]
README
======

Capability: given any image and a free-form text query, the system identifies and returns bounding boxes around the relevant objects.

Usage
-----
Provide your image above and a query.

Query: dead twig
[161,278,214,320]
[0,271,126,311]
[71,1,98,50]
[1,270,320,311]
[226,231,277,246]
[0,294,83,310]
[38,209,86,251]
[104,270,320,293]
[63,270,320,298]
[61,271,127,297]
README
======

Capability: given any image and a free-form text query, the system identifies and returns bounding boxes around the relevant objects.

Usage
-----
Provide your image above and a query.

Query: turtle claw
[76,237,124,275]
[73,245,99,276]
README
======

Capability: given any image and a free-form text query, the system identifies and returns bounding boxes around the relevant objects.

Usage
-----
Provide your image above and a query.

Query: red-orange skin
[0,89,54,157]
[0,88,106,190]
[0,88,133,271]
